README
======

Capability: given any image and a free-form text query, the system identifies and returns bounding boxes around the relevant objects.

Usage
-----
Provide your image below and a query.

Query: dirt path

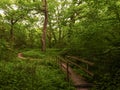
[17,53,40,60]
[18,53,92,90]
[60,62,92,90]
[18,53,26,59]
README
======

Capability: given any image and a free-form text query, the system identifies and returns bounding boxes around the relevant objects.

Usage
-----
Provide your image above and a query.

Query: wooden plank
[61,63,92,90]
[67,56,94,66]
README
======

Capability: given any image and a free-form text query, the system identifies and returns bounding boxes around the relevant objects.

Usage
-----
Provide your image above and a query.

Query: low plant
[0,58,75,90]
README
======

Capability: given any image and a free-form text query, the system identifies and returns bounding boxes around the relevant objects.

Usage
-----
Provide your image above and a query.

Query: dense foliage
[0,58,75,90]
[0,0,120,90]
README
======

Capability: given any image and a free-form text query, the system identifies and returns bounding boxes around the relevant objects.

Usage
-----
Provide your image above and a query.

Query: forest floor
[0,49,75,90]
[18,49,92,90]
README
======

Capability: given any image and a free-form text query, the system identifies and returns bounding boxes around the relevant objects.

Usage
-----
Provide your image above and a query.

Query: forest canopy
[0,0,120,90]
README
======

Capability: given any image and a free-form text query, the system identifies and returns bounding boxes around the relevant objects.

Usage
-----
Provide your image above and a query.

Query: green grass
[0,49,75,90]
[0,60,75,90]
[22,48,60,59]
[22,49,45,58]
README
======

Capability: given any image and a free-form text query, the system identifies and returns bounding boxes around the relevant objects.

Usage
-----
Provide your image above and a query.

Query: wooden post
[87,64,88,70]
[66,62,69,82]
[86,64,88,76]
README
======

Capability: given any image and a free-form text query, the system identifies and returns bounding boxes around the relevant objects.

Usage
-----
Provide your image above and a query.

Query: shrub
[0,39,15,61]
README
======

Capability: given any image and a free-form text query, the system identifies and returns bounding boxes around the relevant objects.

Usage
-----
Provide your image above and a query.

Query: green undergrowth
[0,58,75,90]
[22,48,60,59]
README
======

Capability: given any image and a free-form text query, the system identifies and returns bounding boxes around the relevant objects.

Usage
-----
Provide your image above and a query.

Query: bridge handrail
[67,56,94,66]
[57,56,94,76]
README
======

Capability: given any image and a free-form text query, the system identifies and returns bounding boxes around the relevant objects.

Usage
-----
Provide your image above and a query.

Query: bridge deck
[60,62,92,90]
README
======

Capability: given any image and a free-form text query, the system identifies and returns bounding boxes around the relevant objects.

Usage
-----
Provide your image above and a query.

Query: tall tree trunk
[41,0,48,52]
[10,24,14,47]
[47,32,52,48]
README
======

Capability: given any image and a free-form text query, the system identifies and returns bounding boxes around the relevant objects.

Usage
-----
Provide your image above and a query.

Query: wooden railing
[66,56,94,76]
[57,55,94,81]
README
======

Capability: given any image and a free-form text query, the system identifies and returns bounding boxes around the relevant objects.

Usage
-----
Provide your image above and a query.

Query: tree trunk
[41,0,48,52]
[47,32,52,48]
[10,24,14,47]
[58,28,62,43]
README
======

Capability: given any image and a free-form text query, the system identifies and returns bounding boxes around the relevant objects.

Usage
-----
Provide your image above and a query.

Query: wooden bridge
[57,56,94,90]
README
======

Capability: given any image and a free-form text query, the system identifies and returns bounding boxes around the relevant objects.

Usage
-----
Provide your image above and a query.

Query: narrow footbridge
[57,56,94,90]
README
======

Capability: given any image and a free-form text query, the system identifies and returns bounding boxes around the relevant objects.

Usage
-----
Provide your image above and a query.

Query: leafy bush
[0,59,75,90]
[0,39,15,61]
